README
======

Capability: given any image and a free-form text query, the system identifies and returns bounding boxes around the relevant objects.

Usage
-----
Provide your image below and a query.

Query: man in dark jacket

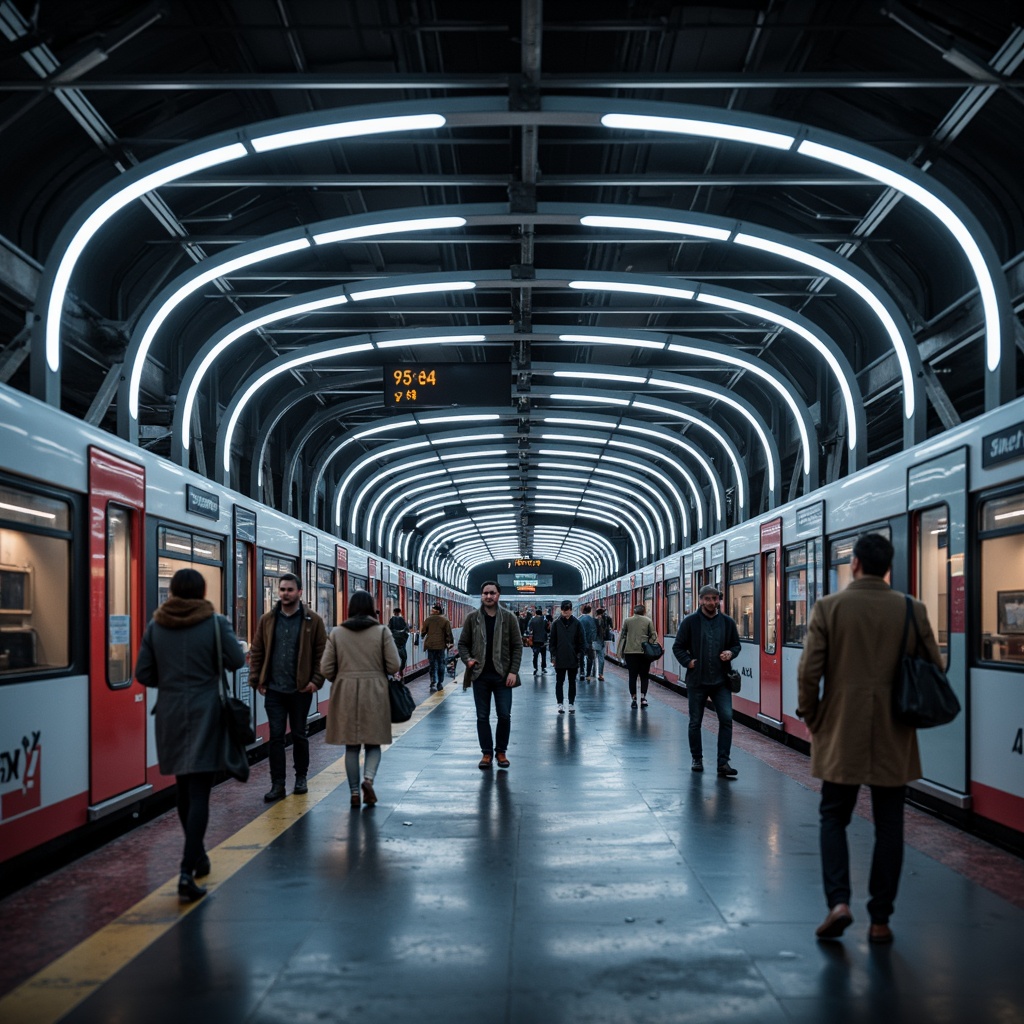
[527,610,550,673]
[388,606,410,679]
[249,573,327,801]
[549,599,586,714]
[672,584,742,777]
[578,604,598,681]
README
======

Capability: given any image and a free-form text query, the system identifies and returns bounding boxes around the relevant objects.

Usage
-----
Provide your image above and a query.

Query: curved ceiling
[1,1,1023,588]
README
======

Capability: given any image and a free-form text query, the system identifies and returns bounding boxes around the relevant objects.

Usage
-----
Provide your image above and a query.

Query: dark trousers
[176,772,215,875]
[532,644,547,670]
[687,683,733,765]
[554,666,577,705]
[396,645,408,675]
[583,646,596,678]
[473,676,512,753]
[624,653,651,696]
[819,781,905,924]
[265,688,313,784]
[427,648,446,685]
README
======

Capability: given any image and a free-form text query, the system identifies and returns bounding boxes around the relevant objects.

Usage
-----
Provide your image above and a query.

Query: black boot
[178,873,207,903]
[264,783,286,802]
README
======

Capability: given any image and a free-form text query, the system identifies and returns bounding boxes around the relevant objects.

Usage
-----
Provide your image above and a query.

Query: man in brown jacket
[420,601,454,692]
[249,573,327,802]
[797,533,943,945]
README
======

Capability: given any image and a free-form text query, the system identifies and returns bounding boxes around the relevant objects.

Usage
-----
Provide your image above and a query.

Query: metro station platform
[2,665,1023,1024]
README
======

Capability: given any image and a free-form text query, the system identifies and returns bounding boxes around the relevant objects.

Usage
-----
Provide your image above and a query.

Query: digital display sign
[498,573,554,593]
[383,362,509,409]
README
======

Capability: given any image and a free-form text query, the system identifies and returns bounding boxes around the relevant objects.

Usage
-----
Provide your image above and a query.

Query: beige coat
[616,614,657,656]
[321,622,401,746]
[797,577,943,786]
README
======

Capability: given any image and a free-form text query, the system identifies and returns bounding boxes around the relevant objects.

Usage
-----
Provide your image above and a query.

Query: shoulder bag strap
[900,595,914,657]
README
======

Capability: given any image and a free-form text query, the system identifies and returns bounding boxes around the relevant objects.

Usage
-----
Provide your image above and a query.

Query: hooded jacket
[135,597,246,776]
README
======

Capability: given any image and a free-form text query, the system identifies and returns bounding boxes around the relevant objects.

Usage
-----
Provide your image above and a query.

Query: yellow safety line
[0,681,454,1024]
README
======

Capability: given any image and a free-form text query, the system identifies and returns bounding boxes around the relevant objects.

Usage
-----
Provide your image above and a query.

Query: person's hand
[719,651,732,662]
[467,658,478,668]
[258,683,267,695]
[301,681,318,693]
[688,660,696,670]
[505,673,517,688]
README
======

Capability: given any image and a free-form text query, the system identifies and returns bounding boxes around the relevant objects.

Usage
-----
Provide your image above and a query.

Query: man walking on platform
[578,604,597,681]
[673,584,741,777]
[593,607,612,681]
[421,601,454,692]
[550,599,585,714]
[797,533,943,945]
[250,573,327,801]
[459,581,523,770]
[387,606,410,679]
[527,608,550,673]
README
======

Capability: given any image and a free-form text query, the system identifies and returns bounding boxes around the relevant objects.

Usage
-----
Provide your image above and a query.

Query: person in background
[593,607,612,681]
[616,603,659,710]
[528,608,550,673]
[249,573,327,802]
[797,532,942,945]
[135,568,246,903]
[550,599,585,714]
[321,589,401,808]
[673,584,741,777]
[387,606,410,679]
[578,603,597,682]
[459,581,523,769]
[421,601,454,692]
[518,608,531,635]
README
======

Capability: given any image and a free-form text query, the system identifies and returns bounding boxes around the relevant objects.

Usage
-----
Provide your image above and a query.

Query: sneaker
[264,783,286,802]
[630,698,638,709]
[691,759,704,773]
[293,776,308,795]
[640,697,649,708]
[568,704,575,714]
[557,703,565,714]
[718,763,738,778]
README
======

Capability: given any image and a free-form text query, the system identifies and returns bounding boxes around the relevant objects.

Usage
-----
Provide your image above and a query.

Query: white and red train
[2,379,1024,866]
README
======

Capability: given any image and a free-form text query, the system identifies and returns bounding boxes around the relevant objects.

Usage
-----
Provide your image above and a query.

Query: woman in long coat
[616,604,659,708]
[135,568,246,902]
[321,590,401,807]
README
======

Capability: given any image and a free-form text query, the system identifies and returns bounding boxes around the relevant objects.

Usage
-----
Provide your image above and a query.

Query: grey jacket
[458,604,524,682]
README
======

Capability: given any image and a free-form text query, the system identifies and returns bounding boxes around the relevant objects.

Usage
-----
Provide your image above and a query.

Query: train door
[909,449,967,801]
[233,507,257,742]
[89,447,147,809]
[759,518,782,722]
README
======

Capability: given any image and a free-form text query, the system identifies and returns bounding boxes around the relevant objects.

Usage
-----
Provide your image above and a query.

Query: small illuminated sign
[383,362,508,409]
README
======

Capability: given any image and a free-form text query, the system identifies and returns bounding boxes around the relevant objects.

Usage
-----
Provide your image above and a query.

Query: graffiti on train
[0,731,41,820]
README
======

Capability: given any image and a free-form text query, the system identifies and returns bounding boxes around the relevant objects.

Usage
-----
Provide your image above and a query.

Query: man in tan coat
[798,533,943,945]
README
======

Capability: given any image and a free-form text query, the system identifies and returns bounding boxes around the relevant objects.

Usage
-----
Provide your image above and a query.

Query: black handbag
[725,668,742,693]
[641,640,663,660]
[893,596,960,729]
[389,675,415,722]
[214,616,253,781]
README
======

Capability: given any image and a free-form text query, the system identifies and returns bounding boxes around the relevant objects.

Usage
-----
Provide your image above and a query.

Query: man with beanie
[550,599,586,714]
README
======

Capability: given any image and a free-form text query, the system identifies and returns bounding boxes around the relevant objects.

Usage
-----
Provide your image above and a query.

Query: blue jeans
[687,682,733,766]
[472,676,513,754]
[427,648,446,686]
[593,641,606,677]
[265,688,313,784]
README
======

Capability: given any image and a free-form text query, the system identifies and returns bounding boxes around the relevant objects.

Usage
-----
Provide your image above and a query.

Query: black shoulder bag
[893,595,960,729]
[214,616,253,782]
[383,628,415,722]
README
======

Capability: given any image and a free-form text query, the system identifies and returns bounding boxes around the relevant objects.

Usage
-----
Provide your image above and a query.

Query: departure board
[383,362,509,409]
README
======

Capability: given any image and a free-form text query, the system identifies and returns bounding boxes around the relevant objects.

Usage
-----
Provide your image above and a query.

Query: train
[584,395,1024,843]
[0,382,472,866]
[2,378,1024,869]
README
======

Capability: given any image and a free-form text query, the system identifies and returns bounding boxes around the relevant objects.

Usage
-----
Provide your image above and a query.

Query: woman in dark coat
[135,568,246,902]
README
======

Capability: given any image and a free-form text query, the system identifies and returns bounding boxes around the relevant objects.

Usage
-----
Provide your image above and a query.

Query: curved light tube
[537,477,665,550]
[536,484,656,558]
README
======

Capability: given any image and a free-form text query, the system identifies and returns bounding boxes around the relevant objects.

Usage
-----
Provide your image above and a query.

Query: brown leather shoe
[350,792,360,808]
[868,923,894,944]
[361,779,377,806]
[495,751,510,768]
[478,754,493,769]
[815,903,853,939]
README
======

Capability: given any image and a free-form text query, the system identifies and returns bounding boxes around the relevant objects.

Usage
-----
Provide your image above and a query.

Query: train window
[666,578,680,637]
[234,541,251,643]
[106,506,132,687]
[261,553,298,613]
[728,559,755,641]
[764,550,778,655]
[642,585,653,617]
[915,507,949,663]
[829,528,891,593]
[157,526,224,610]
[317,567,335,624]
[784,543,817,645]
[979,491,1024,664]
[0,483,71,676]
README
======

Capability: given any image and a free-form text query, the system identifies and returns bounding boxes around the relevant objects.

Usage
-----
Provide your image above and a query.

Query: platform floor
[2,665,1023,1024]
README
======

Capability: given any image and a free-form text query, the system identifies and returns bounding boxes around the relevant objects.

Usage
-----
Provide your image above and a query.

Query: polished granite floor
[9,671,1024,1023]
